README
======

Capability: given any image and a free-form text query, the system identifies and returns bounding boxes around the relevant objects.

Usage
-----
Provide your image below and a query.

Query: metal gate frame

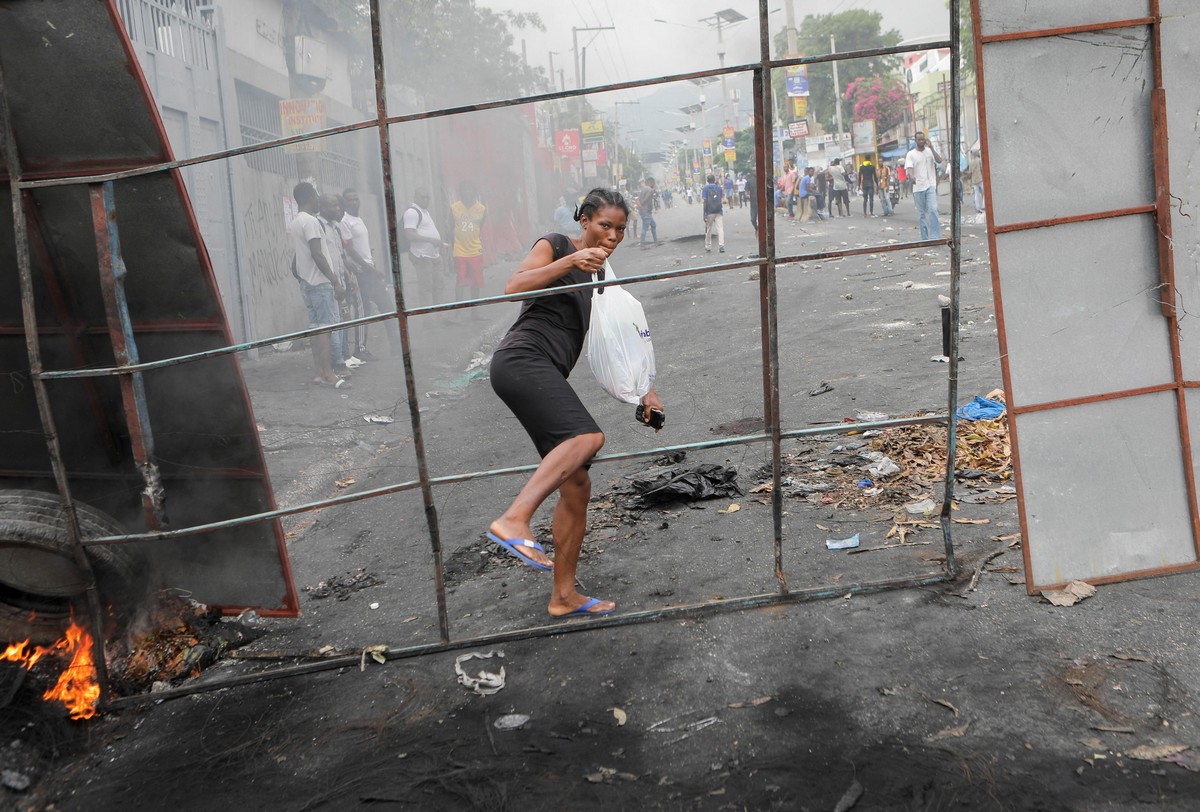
[5,0,966,709]
[970,0,1199,593]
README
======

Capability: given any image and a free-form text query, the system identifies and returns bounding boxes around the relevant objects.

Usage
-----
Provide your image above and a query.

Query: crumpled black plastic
[624,463,743,505]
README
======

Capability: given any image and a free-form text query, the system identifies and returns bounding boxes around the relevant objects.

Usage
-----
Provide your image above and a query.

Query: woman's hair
[574,187,629,222]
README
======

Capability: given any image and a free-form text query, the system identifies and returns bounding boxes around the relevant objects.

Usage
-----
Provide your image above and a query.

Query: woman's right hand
[573,247,609,275]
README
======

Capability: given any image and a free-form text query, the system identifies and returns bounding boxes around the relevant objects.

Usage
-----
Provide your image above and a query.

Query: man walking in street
[403,188,450,307]
[339,187,400,358]
[798,167,815,223]
[828,158,849,217]
[701,174,725,254]
[637,176,660,247]
[858,158,877,217]
[451,180,487,303]
[905,131,942,240]
[288,182,349,389]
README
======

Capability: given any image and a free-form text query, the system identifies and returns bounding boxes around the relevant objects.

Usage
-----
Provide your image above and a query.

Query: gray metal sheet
[1017,392,1196,587]
[980,27,1153,227]
[994,216,1174,407]
[978,0,1150,38]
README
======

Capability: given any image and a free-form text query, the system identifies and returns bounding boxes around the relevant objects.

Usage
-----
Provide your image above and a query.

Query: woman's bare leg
[547,467,615,615]
[489,432,604,568]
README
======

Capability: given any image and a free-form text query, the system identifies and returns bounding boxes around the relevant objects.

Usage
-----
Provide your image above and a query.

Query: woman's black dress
[490,233,601,457]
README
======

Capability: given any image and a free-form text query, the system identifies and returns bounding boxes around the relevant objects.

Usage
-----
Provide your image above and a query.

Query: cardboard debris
[1042,580,1097,607]
[1126,744,1189,761]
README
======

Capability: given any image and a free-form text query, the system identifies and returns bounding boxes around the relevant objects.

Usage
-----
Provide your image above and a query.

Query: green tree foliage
[773,10,901,133]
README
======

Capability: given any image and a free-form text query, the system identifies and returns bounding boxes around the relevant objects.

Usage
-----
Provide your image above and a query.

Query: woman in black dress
[487,188,664,618]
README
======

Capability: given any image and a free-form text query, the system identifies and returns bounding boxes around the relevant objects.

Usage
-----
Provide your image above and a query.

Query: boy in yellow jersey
[451,181,487,304]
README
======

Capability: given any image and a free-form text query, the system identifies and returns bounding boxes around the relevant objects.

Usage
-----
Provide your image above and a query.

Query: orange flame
[2,621,101,720]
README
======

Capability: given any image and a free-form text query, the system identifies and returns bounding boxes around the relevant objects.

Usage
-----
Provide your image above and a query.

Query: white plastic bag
[586,260,656,404]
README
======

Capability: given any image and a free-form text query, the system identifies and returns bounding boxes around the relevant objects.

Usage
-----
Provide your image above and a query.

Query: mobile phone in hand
[635,404,665,429]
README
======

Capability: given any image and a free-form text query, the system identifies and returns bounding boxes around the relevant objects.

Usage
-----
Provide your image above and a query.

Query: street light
[698,9,747,173]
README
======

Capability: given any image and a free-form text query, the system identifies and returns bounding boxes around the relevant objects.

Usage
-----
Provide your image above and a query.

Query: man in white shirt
[403,188,450,306]
[318,193,363,371]
[287,182,349,389]
[904,131,942,240]
[340,187,400,358]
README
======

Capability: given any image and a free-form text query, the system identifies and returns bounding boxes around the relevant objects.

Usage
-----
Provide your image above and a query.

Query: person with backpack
[701,174,725,253]
[402,188,449,306]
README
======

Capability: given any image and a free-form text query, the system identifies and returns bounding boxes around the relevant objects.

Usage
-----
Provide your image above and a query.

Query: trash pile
[106,594,265,695]
[755,393,1012,512]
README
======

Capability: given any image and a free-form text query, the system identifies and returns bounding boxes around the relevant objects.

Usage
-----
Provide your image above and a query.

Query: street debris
[1126,744,1189,761]
[727,696,773,709]
[493,713,529,730]
[360,644,388,671]
[924,721,971,742]
[826,533,861,550]
[1042,580,1096,607]
[833,779,864,812]
[304,568,383,600]
[363,414,395,424]
[956,395,1005,421]
[717,503,741,515]
[809,381,833,396]
[611,707,627,726]
[932,698,961,717]
[456,651,507,696]
[623,463,743,506]
[106,595,265,694]
[905,498,938,516]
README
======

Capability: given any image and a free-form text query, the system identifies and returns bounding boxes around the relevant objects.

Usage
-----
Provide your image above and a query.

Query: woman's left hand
[640,390,664,428]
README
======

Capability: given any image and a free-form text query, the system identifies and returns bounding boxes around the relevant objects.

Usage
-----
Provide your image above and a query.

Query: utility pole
[830,33,846,157]
[572,25,615,90]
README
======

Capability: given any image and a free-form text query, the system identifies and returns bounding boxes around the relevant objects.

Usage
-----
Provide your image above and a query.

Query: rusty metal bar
[939,0,964,578]
[1148,0,1200,561]
[102,567,955,710]
[1010,382,1178,415]
[368,0,449,643]
[37,236,950,382]
[89,182,167,529]
[992,205,1156,235]
[979,17,1153,44]
[1149,0,1176,320]
[752,0,785,593]
[23,203,123,468]
[0,58,113,706]
[970,0,1036,593]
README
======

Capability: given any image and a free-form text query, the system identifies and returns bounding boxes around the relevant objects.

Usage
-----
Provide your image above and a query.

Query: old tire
[0,490,140,645]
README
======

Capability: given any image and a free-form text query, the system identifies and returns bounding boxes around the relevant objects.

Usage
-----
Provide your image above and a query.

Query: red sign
[787,120,810,138]
[556,129,581,156]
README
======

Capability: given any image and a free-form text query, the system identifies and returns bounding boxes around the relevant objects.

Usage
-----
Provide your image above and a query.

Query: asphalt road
[8,192,1200,811]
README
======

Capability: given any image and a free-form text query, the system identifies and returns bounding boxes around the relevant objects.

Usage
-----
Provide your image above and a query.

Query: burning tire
[0,490,140,645]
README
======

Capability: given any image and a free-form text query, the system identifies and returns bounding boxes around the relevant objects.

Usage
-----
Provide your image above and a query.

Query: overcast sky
[500,0,950,95]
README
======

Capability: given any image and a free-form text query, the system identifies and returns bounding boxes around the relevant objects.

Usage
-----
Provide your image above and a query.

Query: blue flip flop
[556,597,615,618]
[486,531,552,571]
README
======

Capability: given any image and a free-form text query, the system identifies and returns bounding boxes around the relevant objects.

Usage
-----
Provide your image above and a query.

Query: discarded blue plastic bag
[956,396,1005,421]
